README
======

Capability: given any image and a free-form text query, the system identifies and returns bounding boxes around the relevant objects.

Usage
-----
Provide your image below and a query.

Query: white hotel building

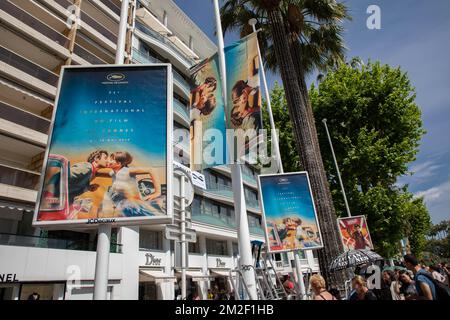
[0,0,319,300]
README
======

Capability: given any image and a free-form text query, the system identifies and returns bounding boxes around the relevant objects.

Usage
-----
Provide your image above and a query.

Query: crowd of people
[306,254,449,301]
[323,254,449,301]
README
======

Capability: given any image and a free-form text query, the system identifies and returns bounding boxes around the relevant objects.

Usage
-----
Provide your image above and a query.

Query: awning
[139,269,176,284]
[136,7,171,35]
[210,269,235,278]
[175,270,214,282]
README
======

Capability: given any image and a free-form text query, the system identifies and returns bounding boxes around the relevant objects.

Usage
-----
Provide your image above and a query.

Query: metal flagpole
[248,19,283,174]
[180,174,187,300]
[93,0,129,300]
[212,0,257,300]
[322,119,351,217]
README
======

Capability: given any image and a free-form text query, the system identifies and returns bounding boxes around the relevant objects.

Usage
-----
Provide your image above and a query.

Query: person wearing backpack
[404,254,450,301]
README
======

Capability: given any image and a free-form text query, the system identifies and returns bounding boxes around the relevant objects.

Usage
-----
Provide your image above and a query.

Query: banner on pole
[225,33,263,162]
[337,215,374,251]
[33,65,173,227]
[189,54,228,171]
[258,172,323,253]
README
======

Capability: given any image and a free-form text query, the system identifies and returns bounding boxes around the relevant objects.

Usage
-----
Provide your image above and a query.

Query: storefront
[0,281,65,300]
[139,268,176,300]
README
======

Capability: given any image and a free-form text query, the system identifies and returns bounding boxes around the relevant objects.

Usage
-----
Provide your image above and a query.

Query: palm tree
[221,0,351,288]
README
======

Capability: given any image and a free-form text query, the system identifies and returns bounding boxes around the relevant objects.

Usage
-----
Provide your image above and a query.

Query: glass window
[232,242,239,256]
[139,230,162,250]
[206,239,227,255]
[188,241,200,253]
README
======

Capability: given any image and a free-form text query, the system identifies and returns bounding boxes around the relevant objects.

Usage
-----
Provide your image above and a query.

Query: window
[189,241,200,253]
[139,230,162,250]
[206,239,227,255]
[232,242,239,256]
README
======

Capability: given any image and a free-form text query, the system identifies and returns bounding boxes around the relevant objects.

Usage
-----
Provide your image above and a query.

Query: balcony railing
[0,165,40,190]
[192,208,237,230]
[0,45,59,86]
[98,0,121,16]
[135,22,197,67]
[80,9,118,43]
[132,48,162,64]
[173,98,189,122]
[0,1,70,48]
[205,183,260,211]
[0,101,50,134]
[0,232,122,253]
[73,43,107,64]
[172,68,191,96]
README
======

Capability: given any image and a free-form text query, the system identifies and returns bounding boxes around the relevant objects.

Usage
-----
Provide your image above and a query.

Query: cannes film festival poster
[34,65,172,226]
[258,172,323,253]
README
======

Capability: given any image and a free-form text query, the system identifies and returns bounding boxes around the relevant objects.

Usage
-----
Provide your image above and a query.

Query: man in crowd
[404,254,437,300]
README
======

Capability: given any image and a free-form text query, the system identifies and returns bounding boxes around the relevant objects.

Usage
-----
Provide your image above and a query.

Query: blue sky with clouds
[174,0,450,223]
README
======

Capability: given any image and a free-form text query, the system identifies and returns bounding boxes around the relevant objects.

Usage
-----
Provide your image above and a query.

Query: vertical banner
[225,33,263,162]
[189,55,228,171]
[33,65,172,227]
[258,172,323,253]
[337,215,374,251]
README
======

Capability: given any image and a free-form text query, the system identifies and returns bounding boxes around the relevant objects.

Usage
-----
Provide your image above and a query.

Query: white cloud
[414,180,450,204]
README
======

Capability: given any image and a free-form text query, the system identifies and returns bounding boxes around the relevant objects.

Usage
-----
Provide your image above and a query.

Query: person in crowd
[309,274,336,300]
[399,269,418,300]
[380,269,402,300]
[229,289,236,300]
[351,275,377,300]
[283,275,296,296]
[429,265,448,284]
[207,289,214,300]
[404,254,437,300]
[328,288,341,300]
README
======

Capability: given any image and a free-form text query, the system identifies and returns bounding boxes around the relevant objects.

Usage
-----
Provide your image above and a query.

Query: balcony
[172,68,191,97]
[0,45,59,87]
[80,9,118,43]
[73,43,107,65]
[0,165,40,190]
[204,183,260,211]
[173,98,190,123]
[0,232,122,253]
[192,207,236,230]
[0,101,50,134]
[0,0,69,49]
[132,47,191,98]
[135,22,197,68]
[98,0,121,16]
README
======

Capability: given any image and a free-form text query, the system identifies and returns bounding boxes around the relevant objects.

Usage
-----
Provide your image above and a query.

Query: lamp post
[322,118,351,217]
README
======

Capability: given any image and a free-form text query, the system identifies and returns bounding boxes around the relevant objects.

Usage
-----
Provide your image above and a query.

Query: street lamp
[322,119,351,217]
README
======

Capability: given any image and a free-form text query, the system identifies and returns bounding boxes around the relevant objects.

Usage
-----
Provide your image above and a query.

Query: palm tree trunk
[265,8,346,289]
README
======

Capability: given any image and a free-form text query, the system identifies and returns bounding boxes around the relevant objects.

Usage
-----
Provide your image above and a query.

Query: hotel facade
[0,0,319,300]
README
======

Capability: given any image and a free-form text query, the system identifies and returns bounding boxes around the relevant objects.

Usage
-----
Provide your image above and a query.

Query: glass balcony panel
[73,43,107,64]
[0,101,50,134]
[0,165,40,190]
[0,45,59,86]
[0,1,70,48]
[98,0,121,16]
[80,10,118,43]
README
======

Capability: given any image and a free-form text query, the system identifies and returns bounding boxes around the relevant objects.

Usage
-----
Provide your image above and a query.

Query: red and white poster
[338,215,374,251]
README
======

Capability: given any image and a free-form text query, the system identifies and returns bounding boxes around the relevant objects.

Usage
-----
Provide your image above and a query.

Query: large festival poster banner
[33,65,173,227]
[258,172,323,253]
[189,55,228,170]
[224,33,262,162]
[338,215,374,251]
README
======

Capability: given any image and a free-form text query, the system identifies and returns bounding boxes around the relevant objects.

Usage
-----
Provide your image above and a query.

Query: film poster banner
[189,54,228,171]
[338,215,374,251]
[33,65,172,227]
[225,33,263,163]
[258,172,323,253]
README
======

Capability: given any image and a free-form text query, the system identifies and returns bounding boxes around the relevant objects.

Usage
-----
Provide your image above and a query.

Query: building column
[161,237,174,300]
[118,226,139,300]
[198,234,208,299]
